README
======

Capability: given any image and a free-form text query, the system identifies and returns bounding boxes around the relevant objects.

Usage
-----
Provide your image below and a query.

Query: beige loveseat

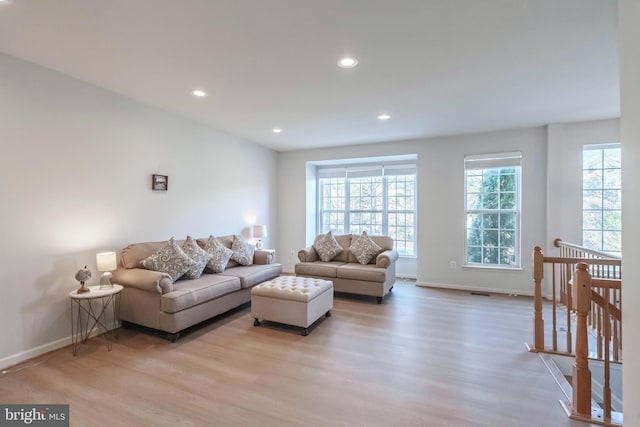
[112,236,282,341]
[295,234,398,303]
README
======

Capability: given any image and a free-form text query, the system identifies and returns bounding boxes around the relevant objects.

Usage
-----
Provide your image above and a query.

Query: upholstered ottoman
[251,276,333,336]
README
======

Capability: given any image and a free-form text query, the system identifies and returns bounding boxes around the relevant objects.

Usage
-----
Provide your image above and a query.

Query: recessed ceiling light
[273,128,282,133]
[337,57,358,68]
[191,89,207,98]
[377,114,391,121]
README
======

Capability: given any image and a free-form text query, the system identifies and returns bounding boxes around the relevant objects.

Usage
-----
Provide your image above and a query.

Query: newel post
[533,246,544,351]
[572,262,592,417]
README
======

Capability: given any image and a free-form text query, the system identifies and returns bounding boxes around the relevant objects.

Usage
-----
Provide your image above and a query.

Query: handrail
[591,290,622,322]
[542,256,621,266]
[554,238,621,260]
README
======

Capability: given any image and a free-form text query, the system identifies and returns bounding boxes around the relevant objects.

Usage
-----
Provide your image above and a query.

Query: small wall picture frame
[152,174,168,191]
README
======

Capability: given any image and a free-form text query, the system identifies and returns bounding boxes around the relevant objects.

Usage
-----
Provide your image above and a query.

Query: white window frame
[317,162,417,257]
[582,143,622,256]
[464,152,522,269]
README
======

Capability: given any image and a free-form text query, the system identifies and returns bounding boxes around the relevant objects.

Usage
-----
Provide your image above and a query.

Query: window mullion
[382,176,389,235]
[344,177,350,232]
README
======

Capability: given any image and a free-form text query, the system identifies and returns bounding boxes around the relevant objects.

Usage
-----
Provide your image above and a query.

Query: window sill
[463,264,523,272]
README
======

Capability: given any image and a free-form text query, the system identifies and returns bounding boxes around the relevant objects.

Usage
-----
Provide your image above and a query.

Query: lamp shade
[253,224,267,239]
[96,251,117,272]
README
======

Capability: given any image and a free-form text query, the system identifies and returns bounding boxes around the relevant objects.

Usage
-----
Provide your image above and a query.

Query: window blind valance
[464,152,522,170]
[317,163,416,179]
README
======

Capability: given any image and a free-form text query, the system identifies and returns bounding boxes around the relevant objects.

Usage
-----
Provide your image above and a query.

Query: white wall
[0,53,278,367]
[277,126,548,295]
[546,119,620,255]
[620,0,640,424]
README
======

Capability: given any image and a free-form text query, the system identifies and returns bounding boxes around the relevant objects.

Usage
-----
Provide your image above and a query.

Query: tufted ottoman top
[251,276,333,302]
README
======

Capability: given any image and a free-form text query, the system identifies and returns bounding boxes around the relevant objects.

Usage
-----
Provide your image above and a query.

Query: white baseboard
[0,336,70,371]
[416,281,533,297]
[0,326,118,371]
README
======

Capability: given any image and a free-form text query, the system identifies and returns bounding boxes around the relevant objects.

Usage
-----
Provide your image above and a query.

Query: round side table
[69,284,123,356]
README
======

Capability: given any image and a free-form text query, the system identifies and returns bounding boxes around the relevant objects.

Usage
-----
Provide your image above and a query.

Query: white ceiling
[0,0,619,151]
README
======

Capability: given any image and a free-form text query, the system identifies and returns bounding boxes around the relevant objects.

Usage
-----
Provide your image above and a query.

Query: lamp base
[99,272,114,289]
[77,284,90,294]
[256,240,263,250]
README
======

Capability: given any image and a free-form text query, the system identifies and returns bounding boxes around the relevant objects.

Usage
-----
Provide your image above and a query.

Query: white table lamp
[253,224,267,249]
[96,251,117,289]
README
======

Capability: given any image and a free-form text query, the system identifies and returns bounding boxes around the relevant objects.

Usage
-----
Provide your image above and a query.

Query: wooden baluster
[572,263,592,417]
[566,262,573,354]
[603,286,612,420]
[533,246,544,351]
[599,293,604,359]
[616,287,622,361]
[560,246,567,306]
[552,263,558,351]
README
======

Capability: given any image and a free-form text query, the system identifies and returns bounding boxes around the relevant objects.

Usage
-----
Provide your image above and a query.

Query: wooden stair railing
[531,240,623,426]
[569,263,622,426]
[531,243,622,359]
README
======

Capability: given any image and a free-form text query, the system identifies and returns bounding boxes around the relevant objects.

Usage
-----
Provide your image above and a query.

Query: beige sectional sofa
[112,235,282,341]
[295,234,398,303]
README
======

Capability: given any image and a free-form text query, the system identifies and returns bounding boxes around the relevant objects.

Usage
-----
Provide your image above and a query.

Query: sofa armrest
[298,246,319,262]
[253,249,274,265]
[376,249,399,269]
[112,267,173,295]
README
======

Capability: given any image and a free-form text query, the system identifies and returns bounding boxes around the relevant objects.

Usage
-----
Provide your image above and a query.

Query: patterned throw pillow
[313,231,343,262]
[203,235,234,273]
[141,237,197,282]
[231,235,255,266]
[350,231,382,264]
[181,236,213,279]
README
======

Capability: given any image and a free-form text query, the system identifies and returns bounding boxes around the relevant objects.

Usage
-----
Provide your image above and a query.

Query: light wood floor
[0,281,597,427]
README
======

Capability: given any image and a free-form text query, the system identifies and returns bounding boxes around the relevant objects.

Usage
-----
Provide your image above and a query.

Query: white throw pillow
[141,237,197,282]
[231,235,255,266]
[350,231,382,264]
[313,231,343,262]
[203,235,234,273]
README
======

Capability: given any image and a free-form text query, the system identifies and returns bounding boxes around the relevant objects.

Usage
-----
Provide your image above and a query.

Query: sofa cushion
[161,275,241,313]
[313,231,344,262]
[231,235,255,266]
[349,231,382,264]
[140,237,197,282]
[202,235,233,273]
[220,263,283,288]
[295,261,345,278]
[336,263,387,282]
[181,236,213,279]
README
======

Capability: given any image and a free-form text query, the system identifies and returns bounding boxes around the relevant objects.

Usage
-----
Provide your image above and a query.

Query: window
[583,144,621,256]
[464,152,522,268]
[318,163,416,256]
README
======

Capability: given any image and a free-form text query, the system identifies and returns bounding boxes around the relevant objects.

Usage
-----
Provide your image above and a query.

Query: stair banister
[533,246,544,351]
[572,262,592,417]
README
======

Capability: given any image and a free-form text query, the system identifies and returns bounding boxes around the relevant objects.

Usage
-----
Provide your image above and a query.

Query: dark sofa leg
[302,328,309,336]
[254,318,260,326]
[389,286,394,292]
[325,310,331,317]
[376,296,383,304]
[167,332,181,342]
[120,320,132,329]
